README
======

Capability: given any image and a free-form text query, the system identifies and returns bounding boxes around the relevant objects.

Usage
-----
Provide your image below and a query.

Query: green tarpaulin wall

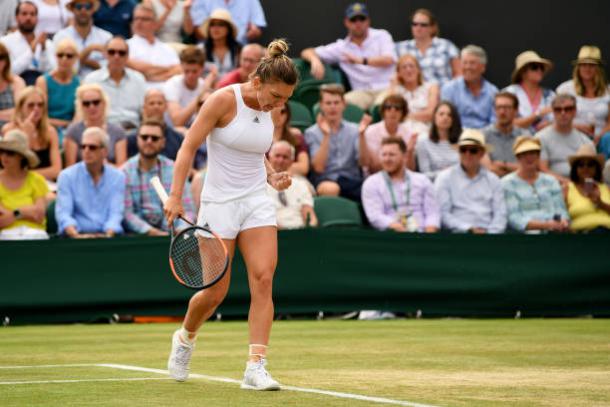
[1,229,608,324]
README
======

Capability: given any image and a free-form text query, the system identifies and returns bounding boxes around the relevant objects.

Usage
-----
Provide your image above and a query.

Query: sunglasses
[80,143,102,151]
[411,21,430,27]
[72,3,93,11]
[57,53,75,59]
[383,104,403,111]
[107,49,127,57]
[576,160,598,169]
[209,21,228,27]
[528,63,545,71]
[553,106,576,114]
[349,15,367,22]
[26,102,44,108]
[0,149,17,156]
[459,146,482,155]
[82,99,101,107]
[138,134,163,142]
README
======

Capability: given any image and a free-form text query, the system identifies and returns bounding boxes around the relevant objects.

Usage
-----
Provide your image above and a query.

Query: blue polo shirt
[93,0,136,39]
[441,77,498,129]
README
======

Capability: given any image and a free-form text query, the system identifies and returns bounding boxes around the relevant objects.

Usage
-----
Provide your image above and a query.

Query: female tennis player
[163,39,298,390]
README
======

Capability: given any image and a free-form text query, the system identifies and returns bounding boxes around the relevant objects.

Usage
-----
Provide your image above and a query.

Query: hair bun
[267,39,289,58]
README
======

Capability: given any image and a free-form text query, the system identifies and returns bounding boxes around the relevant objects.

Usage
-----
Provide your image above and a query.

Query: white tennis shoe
[240,359,281,391]
[168,329,194,382]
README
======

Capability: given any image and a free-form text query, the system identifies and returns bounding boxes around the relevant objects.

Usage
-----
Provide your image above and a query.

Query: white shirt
[0,30,53,74]
[30,0,72,35]
[53,25,112,78]
[127,34,180,89]
[163,74,206,124]
[266,176,314,229]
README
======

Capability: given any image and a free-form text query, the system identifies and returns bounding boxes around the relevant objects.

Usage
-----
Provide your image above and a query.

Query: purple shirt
[315,27,396,91]
[362,170,440,231]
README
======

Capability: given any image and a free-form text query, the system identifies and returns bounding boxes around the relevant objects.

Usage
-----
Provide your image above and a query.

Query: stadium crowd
[1,0,610,240]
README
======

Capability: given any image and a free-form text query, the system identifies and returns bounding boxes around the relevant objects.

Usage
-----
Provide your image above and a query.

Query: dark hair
[180,46,205,66]
[16,1,37,16]
[569,159,602,183]
[253,39,298,85]
[381,137,407,153]
[278,103,297,146]
[430,101,462,144]
[204,23,240,67]
[380,94,408,121]
[411,8,438,36]
[139,118,166,134]
[0,43,12,83]
[495,91,519,109]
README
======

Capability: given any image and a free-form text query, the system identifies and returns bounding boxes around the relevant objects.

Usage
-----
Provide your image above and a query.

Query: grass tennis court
[1,319,609,406]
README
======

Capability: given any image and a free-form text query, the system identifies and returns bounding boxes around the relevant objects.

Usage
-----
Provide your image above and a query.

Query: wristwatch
[13,209,21,219]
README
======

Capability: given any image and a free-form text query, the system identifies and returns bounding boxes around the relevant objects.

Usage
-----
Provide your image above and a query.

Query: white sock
[179,327,197,345]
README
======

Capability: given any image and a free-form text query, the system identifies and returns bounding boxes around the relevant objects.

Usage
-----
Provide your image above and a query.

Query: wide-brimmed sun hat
[200,9,238,40]
[511,50,553,83]
[0,129,40,168]
[568,144,605,168]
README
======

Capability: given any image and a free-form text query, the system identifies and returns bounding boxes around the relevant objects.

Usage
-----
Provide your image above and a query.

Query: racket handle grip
[150,176,169,204]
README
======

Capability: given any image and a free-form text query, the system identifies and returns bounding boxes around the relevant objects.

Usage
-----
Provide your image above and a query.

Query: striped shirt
[416,137,459,181]
[123,154,195,234]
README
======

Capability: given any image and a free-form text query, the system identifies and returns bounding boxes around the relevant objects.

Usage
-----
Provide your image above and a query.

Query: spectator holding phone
[566,144,610,232]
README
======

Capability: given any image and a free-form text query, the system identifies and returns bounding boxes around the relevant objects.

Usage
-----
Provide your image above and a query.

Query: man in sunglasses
[536,94,593,184]
[300,2,396,111]
[0,1,53,81]
[266,141,317,230]
[122,119,195,235]
[84,36,146,130]
[56,127,126,238]
[53,0,112,78]
[435,129,506,234]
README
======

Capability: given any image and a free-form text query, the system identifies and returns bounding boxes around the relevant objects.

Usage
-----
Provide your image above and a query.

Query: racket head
[168,224,229,290]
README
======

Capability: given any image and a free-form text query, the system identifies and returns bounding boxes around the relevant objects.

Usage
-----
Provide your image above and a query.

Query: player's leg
[236,226,281,390]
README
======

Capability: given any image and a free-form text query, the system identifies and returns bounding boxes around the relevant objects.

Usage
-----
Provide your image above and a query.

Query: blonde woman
[63,84,127,167]
[0,43,26,124]
[2,87,61,181]
[35,38,80,128]
[557,46,610,141]
[389,54,439,125]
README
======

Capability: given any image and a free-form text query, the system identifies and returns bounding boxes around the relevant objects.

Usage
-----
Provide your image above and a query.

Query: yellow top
[0,171,49,231]
[567,182,610,231]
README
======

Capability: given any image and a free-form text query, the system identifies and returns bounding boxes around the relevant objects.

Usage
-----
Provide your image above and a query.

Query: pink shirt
[315,27,396,91]
[364,120,423,157]
[215,69,243,89]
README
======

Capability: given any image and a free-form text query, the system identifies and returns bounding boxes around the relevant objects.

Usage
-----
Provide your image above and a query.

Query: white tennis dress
[197,84,276,239]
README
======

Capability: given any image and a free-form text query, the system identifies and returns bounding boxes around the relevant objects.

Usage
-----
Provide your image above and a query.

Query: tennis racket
[150,176,229,290]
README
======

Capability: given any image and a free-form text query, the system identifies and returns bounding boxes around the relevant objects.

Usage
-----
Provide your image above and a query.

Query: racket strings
[170,227,228,288]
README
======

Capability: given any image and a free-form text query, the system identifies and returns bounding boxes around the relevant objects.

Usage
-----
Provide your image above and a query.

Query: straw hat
[66,0,100,12]
[457,129,493,152]
[200,9,238,40]
[512,135,540,156]
[568,144,605,168]
[0,130,40,168]
[511,50,553,83]
[572,45,604,65]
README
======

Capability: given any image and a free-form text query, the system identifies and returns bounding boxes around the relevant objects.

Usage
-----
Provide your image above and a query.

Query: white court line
[0,377,171,385]
[102,363,440,407]
[0,363,441,407]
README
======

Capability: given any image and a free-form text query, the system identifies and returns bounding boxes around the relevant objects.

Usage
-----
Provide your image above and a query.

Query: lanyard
[382,170,411,214]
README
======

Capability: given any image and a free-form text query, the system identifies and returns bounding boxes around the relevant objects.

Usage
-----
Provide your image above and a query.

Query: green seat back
[46,199,57,235]
[288,100,314,131]
[312,102,364,123]
[313,196,362,228]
